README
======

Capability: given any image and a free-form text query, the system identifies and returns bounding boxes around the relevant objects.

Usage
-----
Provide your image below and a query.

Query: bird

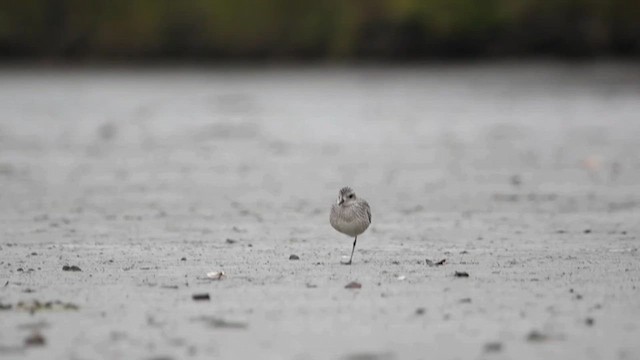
[330,186,371,265]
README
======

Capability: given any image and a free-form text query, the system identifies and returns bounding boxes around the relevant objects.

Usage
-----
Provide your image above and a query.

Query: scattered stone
[62,265,81,272]
[454,271,469,278]
[225,238,237,244]
[24,332,45,347]
[289,254,300,260]
[345,281,362,289]
[426,259,446,267]
[526,330,548,342]
[0,302,12,310]
[586,317,595,326]
[484,342,502,352]
[396,275,406,281]
[459,298,472,303]
[575,294,583,300]
[192,293,210,301]
[415,307,425,315]
[584,229,592,234]
[391,260,400,265]
[305,283,318,288]
[180,257,186,261]
[206,271,225,280]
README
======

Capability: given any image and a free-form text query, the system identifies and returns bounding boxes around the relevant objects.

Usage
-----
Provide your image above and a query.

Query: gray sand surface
[1,63,640,359]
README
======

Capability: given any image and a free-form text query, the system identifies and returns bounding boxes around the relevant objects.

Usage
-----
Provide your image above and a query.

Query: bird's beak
[337,197,344,205]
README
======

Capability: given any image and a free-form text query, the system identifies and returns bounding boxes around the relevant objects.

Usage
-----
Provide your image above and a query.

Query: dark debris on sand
[24,332,46,347]
[192,293,210,301]
[484,342,502,352]
[426,259,446,267]
[345,281,362,289]
[526,330,549,342]
[62,265,82,272]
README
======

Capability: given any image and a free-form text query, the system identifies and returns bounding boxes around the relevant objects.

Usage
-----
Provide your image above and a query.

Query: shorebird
[330,187,371,265]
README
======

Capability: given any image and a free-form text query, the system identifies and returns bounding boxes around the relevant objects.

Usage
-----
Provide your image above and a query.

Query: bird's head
[337,186,357,206]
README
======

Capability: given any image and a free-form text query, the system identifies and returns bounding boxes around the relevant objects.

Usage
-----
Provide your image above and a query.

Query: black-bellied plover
[330,187,371,265]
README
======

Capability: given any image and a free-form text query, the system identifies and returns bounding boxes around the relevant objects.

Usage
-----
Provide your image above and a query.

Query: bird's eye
[348,194,354,199]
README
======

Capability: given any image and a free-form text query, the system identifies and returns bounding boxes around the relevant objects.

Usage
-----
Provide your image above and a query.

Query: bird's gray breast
[330,203,370,237]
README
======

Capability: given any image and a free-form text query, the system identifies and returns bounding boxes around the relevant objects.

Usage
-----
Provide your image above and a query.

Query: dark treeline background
[1,0,639,61]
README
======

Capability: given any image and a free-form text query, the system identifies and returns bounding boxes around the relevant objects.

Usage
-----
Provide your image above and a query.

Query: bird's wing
[365,202,371,223]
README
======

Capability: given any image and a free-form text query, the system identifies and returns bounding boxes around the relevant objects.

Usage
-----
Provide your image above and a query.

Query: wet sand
[1,63,640,359]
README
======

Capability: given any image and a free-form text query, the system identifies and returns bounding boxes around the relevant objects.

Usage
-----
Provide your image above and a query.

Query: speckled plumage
[330,187,371,264]
[330,199,371,236]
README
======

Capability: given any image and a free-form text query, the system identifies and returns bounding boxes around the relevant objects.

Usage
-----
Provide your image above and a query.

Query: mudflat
[1,63,639,360]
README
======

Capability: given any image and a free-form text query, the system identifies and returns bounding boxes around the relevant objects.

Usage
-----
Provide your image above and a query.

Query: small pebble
[454,271,469,278]
[484,342,502,352]
[415,307,425,315]
[586,317,595,326]
[289,254,300,260]
[426,259,446,267]
[192,293,210,301]
[526,330,548,342]
[24,332,46,346]
[344,281,362,289]
[62,265,82,272]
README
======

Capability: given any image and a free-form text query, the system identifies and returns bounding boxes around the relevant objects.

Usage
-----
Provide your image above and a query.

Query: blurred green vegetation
[1,0,639,60]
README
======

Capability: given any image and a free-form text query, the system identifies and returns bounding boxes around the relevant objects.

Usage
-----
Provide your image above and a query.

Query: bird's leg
[347,235,357,265]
